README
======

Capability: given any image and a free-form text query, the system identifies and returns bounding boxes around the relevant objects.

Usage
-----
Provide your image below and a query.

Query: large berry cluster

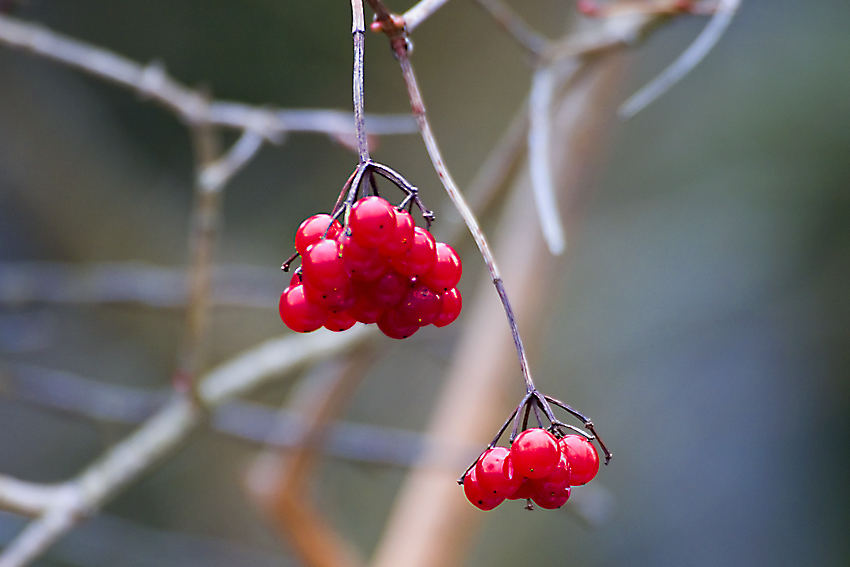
[279,196,462,339]
[462,429,600,510]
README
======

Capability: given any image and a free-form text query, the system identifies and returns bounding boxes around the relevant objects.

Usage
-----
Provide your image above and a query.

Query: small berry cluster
[279,195,462,339]
[462,429,600,510]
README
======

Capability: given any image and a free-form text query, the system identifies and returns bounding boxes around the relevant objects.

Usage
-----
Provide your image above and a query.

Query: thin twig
[619,0,741,118]
[402,0,452,32]
[474,0,548,56]
[0,13,416,140]
[0,328,372,567]
[351,0,371,164]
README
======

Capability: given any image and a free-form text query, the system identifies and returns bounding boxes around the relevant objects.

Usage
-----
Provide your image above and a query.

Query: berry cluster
[279,196,462,339]
[462,429,600,510]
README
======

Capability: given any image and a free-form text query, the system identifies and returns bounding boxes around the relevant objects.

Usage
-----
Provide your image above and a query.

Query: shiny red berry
[390,226,436,278]
[279,285,327,333]
[474,447,523,499]
[323,310,356,332]
[339,231,388,281]
[370,271,410,309]
[376,307,419,339]
[529,453,572,509]
[295,214,342,256]
[463,469,504,511]
[421,242,461,292]
[303,280,354,310]
[349,196,396,248]
[378,209,415,257]
[301,239,346,290]
[433,288,462,327]
[348,294,384,324]
[559,434,600,485]
[510,428,560,479]
[397,285,441,326]
[506,478,535,501]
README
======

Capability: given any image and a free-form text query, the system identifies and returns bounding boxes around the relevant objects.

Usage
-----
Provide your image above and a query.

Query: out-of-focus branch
[0,262,279,308]
[402,0,452,32]
[0,327,372,567]
[0,363,473,470]
[248,352,375,567]
[619,0,741,117]
[474,0,547,56]
[0,13,416,141]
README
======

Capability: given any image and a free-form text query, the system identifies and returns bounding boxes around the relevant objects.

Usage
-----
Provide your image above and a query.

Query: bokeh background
[1,0,848,566]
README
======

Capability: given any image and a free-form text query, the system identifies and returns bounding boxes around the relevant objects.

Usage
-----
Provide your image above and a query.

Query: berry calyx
[559,434,600,485]
[510,428,560,479]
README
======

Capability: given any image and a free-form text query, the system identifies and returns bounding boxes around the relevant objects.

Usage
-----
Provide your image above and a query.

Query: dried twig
[402,0,453,32]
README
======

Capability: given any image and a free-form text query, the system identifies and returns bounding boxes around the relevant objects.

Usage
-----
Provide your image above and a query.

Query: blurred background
[1,0,848,566]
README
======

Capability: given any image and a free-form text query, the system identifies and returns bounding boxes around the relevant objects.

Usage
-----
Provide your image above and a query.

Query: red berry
[510,428,560,479]
[391,226,436,278]
[295,214,342,256]
[303,280,354,310]
[349,196,396,248]
[421,242,461,291]
[474,447,523,499]
[324,310,356,332]
[462,469,504,511]
[433,288,462,327]
[339,231,388,281]
[378,209,415,257]
[559,435,600,485]
[397,285,441,326]
[506,478,535,500]
[279,285,327,333]
[370,271,410,309]
[529,453,572,509]
[301,239,347,290]
[377,308,420,339]
[348,294,384,324]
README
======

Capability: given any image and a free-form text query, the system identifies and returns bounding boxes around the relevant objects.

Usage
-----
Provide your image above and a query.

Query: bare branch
[402,0,452,32]
[0,13,416,140]
[0,262,276,308]
[474,0,547,56]
[619,0,741,118]
[0,328,372,567]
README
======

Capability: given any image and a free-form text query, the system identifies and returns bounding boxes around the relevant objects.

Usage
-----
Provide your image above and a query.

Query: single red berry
[349,196,396,248]
[324,310,356,332]
[390,226,436,278]
[510,428,560,479]
[303,280,355,310]
[433,287,462,327]
[370,270,410,309]
[529,453,572,509]
[378,209,415,257]
[279,285,327,333]
[397,285,441,326]
[462,469,504,511]
[294,214,342,255]
[377,307,420,339]
[559,434,600,485]
[474,447,523,499]
[301,239,347,290]
[421,242,462,292]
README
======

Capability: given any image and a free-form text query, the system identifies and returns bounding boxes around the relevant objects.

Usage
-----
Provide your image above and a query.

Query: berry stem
[350,0,370,165]
[544,394,613,463]
[367,1,537,395]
